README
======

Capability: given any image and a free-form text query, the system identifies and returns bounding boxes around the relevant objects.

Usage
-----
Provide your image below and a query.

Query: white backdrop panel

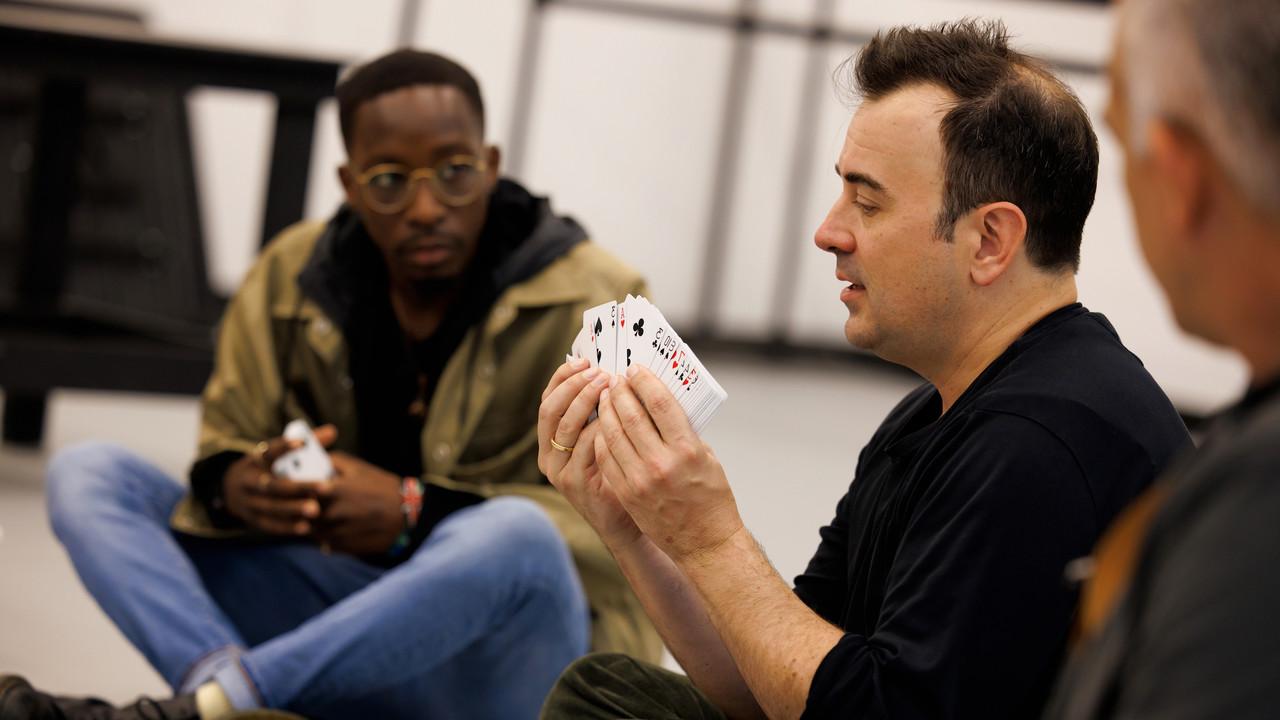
[715,35,810,339]
[786,43,866,348]
[521,7,733,323]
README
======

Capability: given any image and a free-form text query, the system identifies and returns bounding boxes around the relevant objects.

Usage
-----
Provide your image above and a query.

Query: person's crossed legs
[46,442,589,719]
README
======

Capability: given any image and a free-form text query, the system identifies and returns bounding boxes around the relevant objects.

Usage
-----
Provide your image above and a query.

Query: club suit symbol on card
[573,296,727,434]
[650,326,667,351]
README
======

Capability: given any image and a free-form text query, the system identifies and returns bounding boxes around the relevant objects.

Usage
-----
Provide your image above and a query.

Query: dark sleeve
[793,489,853,625]
[803,412,1099,720]
[795,444,875,623]
[405,483,486,550]
[1113,459,1280,719]
[369,483,488,567]
[189,450,244,529]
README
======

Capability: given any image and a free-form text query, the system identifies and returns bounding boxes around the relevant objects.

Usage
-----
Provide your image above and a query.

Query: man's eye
[439,163,475,181]
[854,201,878,215]
[370,173,406,189]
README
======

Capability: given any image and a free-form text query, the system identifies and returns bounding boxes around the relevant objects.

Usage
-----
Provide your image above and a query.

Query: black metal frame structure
[0,18,341,444]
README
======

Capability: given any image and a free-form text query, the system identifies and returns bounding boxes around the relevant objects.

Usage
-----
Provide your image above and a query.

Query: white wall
[81,0,1245,413]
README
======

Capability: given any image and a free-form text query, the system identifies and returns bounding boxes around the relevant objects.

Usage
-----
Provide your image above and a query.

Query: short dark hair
[336,49,485,149]
[845,19,1098,272]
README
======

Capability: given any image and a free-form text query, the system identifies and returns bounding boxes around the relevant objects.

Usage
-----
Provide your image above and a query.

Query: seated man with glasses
[18,49,658,720]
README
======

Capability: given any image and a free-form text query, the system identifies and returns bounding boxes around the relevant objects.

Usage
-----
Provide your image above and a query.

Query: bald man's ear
[1147,118,1210,241]
[967,202,1028,286]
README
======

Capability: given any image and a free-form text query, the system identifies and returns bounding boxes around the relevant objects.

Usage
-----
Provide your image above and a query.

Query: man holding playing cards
[538,20,1190,720]
[24,50,657,719]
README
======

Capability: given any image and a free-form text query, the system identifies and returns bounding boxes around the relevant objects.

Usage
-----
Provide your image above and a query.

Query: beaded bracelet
[388,476,424,557]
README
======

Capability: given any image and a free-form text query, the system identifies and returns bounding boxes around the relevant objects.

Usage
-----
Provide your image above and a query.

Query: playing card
[657,342,685,387]
[647,316,682,375]
[566,296,727,434]
[583,301,619,372]
[621,295,660,371]
[570,326,592,363]
[273,419,333,482]
[688,372,728,434]
[616,299,628,370]
[659,345,727,434]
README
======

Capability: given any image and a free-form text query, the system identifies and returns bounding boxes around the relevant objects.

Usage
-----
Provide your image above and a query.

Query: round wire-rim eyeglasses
[353,155,489,213]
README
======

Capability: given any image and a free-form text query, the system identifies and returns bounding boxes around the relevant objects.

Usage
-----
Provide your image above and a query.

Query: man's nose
[814,205,855,255]
[403,180,447,225]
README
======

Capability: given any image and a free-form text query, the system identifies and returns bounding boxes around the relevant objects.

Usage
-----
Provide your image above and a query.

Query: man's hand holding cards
[568,295,727,434]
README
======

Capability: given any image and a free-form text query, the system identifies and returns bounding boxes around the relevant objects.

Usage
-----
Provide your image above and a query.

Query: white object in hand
[272,420,333,482]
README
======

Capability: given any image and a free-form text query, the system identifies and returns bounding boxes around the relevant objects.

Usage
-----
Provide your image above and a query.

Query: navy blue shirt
[796,304,1191,719]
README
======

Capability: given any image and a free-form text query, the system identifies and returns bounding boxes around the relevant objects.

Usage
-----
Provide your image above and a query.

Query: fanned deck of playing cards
[569,295,728,434]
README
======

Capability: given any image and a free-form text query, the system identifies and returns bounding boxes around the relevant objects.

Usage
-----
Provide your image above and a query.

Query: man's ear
[966,201,1027,286]
[1147,118,1210,240]
[485,144,502,186]
[337,164,359,208]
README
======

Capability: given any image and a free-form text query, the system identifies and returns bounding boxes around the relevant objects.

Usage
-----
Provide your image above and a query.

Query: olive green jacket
[170,218,661,662]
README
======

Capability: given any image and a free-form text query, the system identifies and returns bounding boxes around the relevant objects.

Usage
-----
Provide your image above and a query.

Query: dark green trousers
[540,653,729,720]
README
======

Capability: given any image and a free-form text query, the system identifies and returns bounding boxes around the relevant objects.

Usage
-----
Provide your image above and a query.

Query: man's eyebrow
[364,155,406,167]
[433,140,481,155]
[834,164,887,194]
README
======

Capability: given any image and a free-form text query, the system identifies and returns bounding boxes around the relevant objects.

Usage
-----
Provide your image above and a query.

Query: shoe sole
[0,675,35,720]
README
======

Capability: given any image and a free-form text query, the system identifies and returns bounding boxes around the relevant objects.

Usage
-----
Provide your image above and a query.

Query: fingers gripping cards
[569,295,728,434]
[272,420,333,481]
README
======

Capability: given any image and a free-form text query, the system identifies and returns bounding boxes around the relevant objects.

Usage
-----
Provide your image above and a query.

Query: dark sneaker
[0,675,307,720]
[0,675,198,719]
[0,674,196,719]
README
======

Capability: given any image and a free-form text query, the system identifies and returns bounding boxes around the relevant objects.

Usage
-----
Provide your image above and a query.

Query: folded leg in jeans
[47,441,590,720]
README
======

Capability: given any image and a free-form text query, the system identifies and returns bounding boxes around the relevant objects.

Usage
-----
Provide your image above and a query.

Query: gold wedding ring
[252,440,271,466]
[549,437,575,453]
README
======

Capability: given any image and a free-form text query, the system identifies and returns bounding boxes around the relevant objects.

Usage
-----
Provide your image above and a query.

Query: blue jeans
[46,442,590,720]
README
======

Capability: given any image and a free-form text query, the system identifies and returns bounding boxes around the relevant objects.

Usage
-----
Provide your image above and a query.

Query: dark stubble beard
[403,274,466,304]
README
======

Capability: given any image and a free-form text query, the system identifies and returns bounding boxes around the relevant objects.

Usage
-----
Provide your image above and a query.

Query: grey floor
[0,355,919,704]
